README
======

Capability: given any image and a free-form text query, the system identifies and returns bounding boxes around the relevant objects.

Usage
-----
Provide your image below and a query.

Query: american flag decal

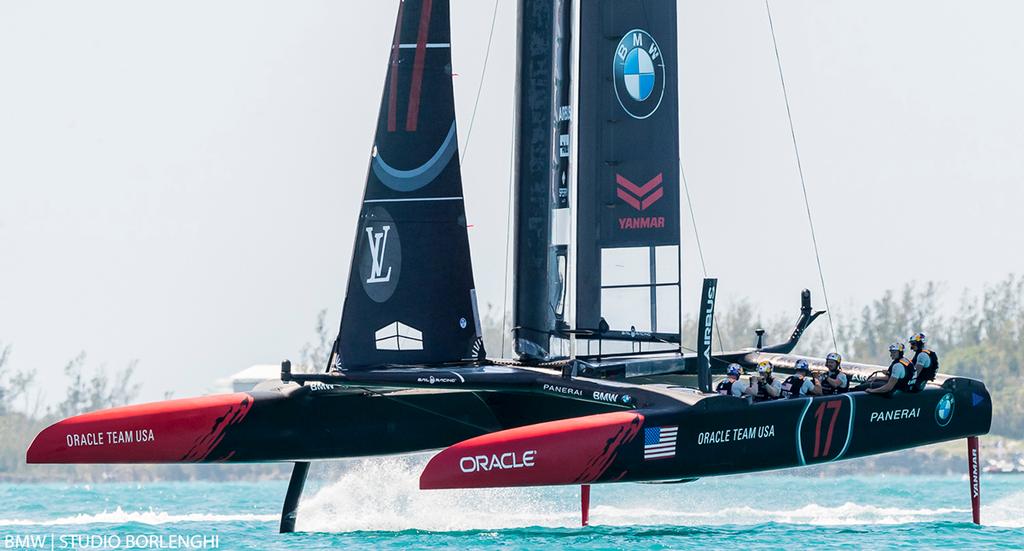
[643,426,678,460]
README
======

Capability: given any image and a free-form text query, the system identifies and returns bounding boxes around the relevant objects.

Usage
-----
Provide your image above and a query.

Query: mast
[512,0,573,362]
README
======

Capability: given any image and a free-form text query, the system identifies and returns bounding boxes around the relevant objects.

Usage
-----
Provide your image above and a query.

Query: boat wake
[0,508,277,527]
[296,456,1024,532]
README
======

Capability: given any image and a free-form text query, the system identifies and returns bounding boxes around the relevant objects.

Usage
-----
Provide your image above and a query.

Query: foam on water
[0,508,277,527]
[985,489,1024,528]
[297,455,576,532]
[294,455,1015,532]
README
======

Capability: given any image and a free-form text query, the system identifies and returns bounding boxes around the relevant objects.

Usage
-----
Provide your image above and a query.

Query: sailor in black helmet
[867,342,914,395]
[716,364,752,397]
[818,352,849,395]
[906,332,939,392]
[781,359,819,398]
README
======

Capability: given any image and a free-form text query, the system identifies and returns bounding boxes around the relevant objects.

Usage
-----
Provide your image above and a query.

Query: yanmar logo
[459,450,537,473]
[616,173,663,211]
[616,173,666,230]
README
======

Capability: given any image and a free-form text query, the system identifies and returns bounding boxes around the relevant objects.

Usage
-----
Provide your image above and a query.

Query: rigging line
[500,105,516,358]
[680,161,726,353]
[764,0,839,352]
[460,0,500,164]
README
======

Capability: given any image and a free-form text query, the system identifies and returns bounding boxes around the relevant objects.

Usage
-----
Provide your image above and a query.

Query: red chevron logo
[616,173,664,211]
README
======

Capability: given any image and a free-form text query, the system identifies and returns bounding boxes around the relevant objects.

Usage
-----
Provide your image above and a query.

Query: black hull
[618,378,989,481]
[29,366,989,483]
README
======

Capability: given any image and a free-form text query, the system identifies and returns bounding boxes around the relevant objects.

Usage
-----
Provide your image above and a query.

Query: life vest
[781,375,806,399]
[908,349,939,392]
[716,379,735,396]
[756,376,777,400]
[821,369,848,395]
[887,357,914,391]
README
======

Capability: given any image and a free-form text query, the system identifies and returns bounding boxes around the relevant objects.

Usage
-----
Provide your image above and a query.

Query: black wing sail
[334,0,483,370]
[576,0,682,348]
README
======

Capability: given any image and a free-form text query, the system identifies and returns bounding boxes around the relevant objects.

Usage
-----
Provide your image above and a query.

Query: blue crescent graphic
[372,122,457,192]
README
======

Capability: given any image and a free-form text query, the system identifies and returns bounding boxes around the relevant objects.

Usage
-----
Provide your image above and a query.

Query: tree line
[1,275,1020,480]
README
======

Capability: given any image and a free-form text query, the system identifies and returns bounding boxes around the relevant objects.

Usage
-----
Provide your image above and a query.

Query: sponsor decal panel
[66,429,156,448]
[935,393,955,426]
[644,425,678,460]
[869,407,921,423]
[542,383,583,397]
[359,207,402,303]
[375,321,423,351]
[459,450,537,473]
[613,29,666,120]
[419,412,644,489]
[697,425,777,446]
[417,376,458,385]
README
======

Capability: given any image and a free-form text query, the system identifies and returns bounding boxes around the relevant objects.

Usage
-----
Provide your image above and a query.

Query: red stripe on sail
[387,1,405,132]
[405,0,433,132]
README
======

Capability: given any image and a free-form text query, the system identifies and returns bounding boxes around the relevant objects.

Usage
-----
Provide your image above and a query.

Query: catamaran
[27,0,990,532]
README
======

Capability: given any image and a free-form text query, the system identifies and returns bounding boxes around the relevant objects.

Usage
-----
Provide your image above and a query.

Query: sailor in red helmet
[867,342,914,395]
[907,332,939,392]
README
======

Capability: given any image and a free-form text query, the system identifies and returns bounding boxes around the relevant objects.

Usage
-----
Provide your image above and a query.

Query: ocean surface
[2,455,1023,550]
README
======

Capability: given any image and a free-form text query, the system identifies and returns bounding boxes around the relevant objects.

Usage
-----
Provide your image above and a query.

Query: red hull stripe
[405,0,434,132]
[26,393,253,464]
[419,411,644,489]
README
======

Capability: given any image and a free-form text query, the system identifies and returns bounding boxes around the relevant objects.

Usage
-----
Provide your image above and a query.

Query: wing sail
[575,0,682,349]
[334,0,482,370]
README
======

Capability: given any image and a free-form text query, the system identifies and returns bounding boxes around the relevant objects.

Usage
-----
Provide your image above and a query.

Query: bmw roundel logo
[613,29,666,120]
[935,393,955,427]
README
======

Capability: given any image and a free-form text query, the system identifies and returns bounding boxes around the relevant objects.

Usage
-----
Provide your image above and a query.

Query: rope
[680,162,726,353]
[500,107,516,358]
[460,0,500,164]
[764,0,839,352]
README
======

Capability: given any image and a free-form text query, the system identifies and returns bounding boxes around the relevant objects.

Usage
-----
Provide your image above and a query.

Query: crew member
[819,352,849,395]
[754,360,782,401]
[867,342,914,395]
[781,359,819,398]
[907,332,939,392]
[716,363,750,397]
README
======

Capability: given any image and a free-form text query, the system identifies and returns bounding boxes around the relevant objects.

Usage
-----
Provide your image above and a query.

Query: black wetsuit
[716,379,734,396]
[908,348,939,392]
[780,375,808,399]
[756,376,778,401]
[888,357,914,392]
[820,370,848,395]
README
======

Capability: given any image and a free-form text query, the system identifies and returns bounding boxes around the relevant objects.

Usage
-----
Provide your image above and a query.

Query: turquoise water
[2,455,1022,550]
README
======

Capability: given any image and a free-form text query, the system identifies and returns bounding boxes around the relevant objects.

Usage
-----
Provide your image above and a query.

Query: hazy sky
[2,1,1023,407]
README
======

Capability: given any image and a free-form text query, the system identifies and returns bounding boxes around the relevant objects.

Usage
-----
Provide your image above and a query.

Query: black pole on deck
[696,278,718,393]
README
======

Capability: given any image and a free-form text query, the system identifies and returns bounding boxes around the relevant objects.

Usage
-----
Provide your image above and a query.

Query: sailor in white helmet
[716,363,755,397]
